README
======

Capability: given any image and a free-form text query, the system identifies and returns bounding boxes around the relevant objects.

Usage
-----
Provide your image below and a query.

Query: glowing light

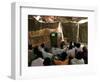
[57,22,64,41]
[34,16,41,21]
[78,19,88,24]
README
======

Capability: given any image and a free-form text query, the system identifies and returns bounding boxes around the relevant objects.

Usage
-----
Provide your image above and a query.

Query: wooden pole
[76,23,79,42]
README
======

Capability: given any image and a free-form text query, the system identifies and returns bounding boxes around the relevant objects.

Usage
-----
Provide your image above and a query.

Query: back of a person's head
[44,48,49,53]
[59,52,68,61]
[41,43,45,48]
[37,51,43,58]
[75,51,83,59]
[76,43,81,48]
[73,42,77,47]
[34,46,39,54]
[69,45,73,50]
[83,46,88,52]
[53,44,58,48]
[43,57,51,66]
[28,44,32,50]
[69,41,74,49]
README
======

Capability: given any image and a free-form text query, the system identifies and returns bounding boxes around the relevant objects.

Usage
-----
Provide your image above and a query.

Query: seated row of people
[31,51,69,66]
[31,44,53,66]
[67,42,88,64]
[30,41,88,66]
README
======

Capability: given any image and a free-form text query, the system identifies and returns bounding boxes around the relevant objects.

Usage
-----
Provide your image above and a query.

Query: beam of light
[34,16,45,23]
[78,19,88,24]
[57,22,64,41]
[34,16,41,21]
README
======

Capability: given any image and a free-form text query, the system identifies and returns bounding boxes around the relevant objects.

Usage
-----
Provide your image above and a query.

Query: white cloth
[71,58,85,64]
[31,58,44,66]
[67,48,76,58]
[38,46,44,52]
[76,47,83,52]
[51,47,64,55]
[38,46,53,59]
[42,50,53,59]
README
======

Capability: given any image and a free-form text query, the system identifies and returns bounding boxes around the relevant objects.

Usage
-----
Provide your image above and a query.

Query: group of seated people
[29,41,88,66]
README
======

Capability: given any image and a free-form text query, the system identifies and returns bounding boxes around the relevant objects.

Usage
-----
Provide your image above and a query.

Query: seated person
[28,46,38,66]
[53,52,69,65]
[43,57,52,66]
[28,50,33,66]
[67,47,76,59]
[82,46,88,64]
[68,41,74,50]
[73,42,77,48]
[71,51,85,64]
[41,47,53,59]
[75,43,83,52]
[51,45,65,55]
[28,43,32,50]
[31,51,44,66]
[38,43,45,52]
[60,41,66,49]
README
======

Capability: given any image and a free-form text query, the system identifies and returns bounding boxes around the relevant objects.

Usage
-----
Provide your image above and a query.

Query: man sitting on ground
[53,52,69,65]
[71,51,85,64]
[31,51,44,66]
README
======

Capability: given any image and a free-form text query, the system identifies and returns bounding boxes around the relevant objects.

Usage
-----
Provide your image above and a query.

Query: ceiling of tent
[28,15,87,23]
